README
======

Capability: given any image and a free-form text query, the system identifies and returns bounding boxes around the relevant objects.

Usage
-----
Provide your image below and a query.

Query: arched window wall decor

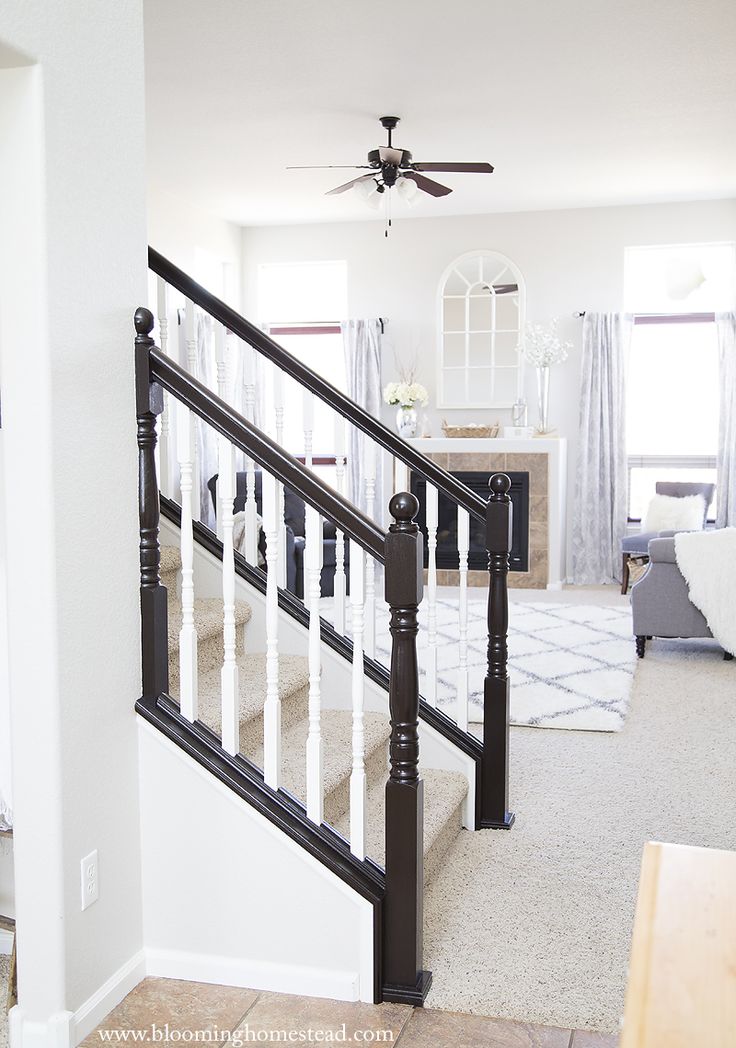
[437,250,526,409]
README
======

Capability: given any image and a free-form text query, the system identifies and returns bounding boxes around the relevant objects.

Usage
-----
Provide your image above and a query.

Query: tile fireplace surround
[407,437,568,589]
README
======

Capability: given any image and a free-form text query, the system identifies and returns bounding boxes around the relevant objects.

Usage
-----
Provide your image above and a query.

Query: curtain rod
[573,311,716,324]
[178,313,389,333]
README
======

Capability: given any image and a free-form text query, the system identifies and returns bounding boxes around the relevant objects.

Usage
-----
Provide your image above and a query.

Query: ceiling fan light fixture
[291,116,493,227]
[354,177,374,199]
[397,176,419,205]
[355,177,382,209]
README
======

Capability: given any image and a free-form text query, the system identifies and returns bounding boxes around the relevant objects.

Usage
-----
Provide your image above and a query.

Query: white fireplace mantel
[407,436,568,589]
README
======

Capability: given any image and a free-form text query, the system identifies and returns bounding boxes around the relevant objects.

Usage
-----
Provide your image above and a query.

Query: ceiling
[144,0,736,227]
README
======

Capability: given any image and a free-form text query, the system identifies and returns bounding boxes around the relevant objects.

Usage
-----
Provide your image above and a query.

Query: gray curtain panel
[716,311,736,527]
[571,312,632,584]
[193,311,218,529]
[230,332,266,474]
[341,319,384,523]
[177,308,221,529]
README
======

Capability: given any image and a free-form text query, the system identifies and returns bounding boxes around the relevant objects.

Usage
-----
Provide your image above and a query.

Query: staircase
[161,544,469,878]
[134,249,515,1007]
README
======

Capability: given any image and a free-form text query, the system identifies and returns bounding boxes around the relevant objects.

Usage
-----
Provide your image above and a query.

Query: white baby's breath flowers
[520,319,572,367]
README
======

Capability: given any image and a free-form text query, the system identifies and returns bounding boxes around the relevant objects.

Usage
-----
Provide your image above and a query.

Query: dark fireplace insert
[410,470,529,573]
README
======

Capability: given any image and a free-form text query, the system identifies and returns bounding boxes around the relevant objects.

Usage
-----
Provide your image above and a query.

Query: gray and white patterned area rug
[369,599,636,733]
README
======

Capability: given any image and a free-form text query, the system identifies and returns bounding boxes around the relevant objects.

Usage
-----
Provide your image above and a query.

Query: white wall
[147,188,243,305]
[139,725,375,1003]
[240,198,736,568]
[0,2,147,1041]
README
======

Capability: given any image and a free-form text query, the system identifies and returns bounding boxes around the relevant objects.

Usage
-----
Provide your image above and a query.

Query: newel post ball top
[389,491,419,531]
[135,306,155,339]
[489,472,512,499]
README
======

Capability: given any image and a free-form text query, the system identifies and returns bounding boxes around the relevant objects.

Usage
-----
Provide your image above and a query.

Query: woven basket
[441,420,499,438]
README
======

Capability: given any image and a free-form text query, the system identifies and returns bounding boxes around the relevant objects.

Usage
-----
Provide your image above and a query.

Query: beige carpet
[423,587,736,1033]
[0,953,9,1048]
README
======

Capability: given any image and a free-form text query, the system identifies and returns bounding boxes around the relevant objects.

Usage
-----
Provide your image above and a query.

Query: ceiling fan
[288,116,494,202]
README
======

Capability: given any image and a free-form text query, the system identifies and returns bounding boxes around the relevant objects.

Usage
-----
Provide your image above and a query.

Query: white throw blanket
[675,527,736,655]
[233,510,265,567]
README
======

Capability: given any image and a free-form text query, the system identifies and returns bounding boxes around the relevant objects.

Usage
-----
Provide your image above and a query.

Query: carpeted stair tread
[167,596,252,653]
[247,710,390,822]
[160,545,181,579]
[176,653,310,745]
[335,768,468,878]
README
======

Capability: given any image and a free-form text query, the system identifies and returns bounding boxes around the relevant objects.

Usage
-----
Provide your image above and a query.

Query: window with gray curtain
[341,319,384,524]
[571,312,632,584]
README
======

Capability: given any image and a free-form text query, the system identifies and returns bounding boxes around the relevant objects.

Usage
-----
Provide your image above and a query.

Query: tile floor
[82,979,618,1048]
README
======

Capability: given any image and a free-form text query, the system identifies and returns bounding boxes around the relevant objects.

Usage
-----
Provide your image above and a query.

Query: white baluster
[364,441,376,659]
[214,323,228,541]
[273,365,288,589]
[220,436,240,754]
[394,458,409,494]
[156,278,171,499]
[243,344,259,566]
[262,469,281,789]
[177,399,198,722]
[457,507,470,732]
[349,544,366,859]
[215,322,228,400]
[273,365,285,446]
[303,390,314,469]
[333,414,347,634]
[305,506,324,824]
[425,483,439,707]
[184,299,200,522]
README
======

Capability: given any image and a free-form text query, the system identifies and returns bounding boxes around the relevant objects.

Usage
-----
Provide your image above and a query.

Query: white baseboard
[9,1008,73,1048]
[146,947,360,1002]
[546,581,564,591]
[72,950,146,1044]
[0,927,14,954]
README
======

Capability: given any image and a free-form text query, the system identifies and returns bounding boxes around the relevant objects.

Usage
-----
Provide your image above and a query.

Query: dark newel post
[135,307,168,700]
[480,473,515,830]
[382,493,432,1005]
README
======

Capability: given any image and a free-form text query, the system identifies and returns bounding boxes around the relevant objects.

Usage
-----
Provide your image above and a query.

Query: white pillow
[643,493,706,533]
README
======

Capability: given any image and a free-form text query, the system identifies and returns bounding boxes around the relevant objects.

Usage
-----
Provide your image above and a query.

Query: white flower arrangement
[383,380,429,409]
[383,350,429,409]
[520,319,572,367]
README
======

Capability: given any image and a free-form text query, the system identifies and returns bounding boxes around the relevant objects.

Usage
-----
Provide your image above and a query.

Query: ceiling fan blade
[287,165,374,170]
[379,147,403,165]
[402,172,452,197]
[325,173,376,196]
[411,162,494,174]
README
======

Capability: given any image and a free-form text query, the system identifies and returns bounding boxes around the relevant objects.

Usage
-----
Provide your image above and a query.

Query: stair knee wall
[138,722,375,1002]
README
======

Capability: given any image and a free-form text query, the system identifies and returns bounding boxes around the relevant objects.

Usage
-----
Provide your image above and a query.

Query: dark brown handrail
[148,344,385,564]
[149,246,487,522]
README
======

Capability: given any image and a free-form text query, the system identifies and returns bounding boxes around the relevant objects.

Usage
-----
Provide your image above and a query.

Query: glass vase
[396,406,418,438]
[536,366,550,434]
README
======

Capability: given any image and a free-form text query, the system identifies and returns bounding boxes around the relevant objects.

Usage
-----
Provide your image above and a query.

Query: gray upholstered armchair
[630,536,712,658]
[621,480,716,594]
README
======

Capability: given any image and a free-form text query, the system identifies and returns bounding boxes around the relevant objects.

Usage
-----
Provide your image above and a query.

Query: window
[624,243,736,521]
[437,251,525,408]
[258,262,348,485]
[626,318,718,520]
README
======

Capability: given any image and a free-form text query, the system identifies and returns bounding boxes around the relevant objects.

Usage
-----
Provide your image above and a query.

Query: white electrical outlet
[81,850,99,910]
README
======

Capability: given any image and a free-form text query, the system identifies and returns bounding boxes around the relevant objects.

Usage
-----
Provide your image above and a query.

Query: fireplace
[411,471,530,573]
